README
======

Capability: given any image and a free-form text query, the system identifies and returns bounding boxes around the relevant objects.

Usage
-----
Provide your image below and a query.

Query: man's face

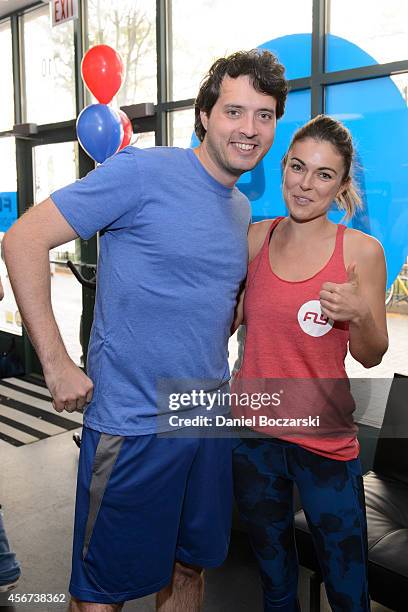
[200,75,277,185]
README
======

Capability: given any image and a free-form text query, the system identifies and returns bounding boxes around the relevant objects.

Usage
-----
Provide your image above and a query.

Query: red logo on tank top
[303,312,330,326]
[297,300,334,337]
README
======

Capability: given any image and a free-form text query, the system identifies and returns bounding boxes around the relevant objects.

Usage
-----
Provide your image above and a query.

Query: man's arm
[2,197,94,412]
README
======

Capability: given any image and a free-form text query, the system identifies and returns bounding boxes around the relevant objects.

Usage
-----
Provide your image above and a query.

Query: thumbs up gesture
[319,263,365,323]
[346,263,359,286]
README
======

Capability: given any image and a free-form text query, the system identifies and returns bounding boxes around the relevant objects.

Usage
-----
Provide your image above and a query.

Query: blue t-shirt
[51,146,250,435]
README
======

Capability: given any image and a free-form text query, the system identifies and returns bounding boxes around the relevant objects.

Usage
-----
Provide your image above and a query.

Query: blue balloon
[76,104,123,164]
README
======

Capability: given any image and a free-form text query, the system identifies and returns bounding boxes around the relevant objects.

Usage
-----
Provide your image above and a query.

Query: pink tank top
[233,217,359,461]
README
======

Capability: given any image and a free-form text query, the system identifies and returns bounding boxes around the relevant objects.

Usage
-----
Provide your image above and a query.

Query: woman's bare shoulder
[248,219,274,238]
[248,219,276,262]
[344,227,384,254]
[344,227,385,267]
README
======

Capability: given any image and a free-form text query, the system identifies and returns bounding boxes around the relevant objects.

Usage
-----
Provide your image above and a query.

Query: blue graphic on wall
[191,34,408,285]
[0,192,18,232]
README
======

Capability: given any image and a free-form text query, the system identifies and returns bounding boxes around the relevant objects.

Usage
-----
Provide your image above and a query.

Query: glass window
[0,20,14,131]
[0,138,17,193]
[23,5,76,124]
[169,0,313,101]
[326,79,408,418]
[391,73,408,105]
[86,0,157,105]
[133,131,156,148]
[0,138,21,335]
[33,142,82,364]
[168,109,195,147]
[327,0,408,71]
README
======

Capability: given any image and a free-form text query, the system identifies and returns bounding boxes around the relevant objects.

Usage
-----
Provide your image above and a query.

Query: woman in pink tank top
[232,116,388,611]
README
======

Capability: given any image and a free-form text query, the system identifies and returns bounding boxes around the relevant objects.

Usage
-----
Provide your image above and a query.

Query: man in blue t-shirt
[4,50,287,611]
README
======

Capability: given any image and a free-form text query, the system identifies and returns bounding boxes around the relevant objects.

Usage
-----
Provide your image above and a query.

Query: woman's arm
[348,235,388,367]
[320,231,388,368]
[230,282,245,336]
[230,220,272,335]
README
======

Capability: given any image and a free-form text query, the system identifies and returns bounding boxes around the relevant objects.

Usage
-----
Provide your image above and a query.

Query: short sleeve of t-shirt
[50,146,142,240]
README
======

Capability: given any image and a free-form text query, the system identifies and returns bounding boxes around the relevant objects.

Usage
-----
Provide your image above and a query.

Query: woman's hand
[319,263,368,323]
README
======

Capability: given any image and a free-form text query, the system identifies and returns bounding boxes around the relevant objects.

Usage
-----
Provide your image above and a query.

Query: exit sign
[51,0,78,26]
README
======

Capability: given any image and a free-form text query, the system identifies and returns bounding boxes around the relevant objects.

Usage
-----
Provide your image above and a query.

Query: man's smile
[230,142,258,152]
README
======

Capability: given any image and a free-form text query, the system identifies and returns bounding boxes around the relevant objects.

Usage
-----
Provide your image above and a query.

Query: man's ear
[200,110,209,132]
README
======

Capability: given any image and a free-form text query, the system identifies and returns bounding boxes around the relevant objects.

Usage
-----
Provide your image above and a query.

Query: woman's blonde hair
[282,114,362,219]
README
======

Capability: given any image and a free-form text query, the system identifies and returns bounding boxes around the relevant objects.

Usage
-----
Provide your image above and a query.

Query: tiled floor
[0,376,83,448]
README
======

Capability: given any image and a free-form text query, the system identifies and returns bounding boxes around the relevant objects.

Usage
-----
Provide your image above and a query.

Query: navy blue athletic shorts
[69,426,233,604]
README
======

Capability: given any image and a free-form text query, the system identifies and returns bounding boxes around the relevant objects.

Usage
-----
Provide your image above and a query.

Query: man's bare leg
[69,597,124,612]
[156,561,204,612]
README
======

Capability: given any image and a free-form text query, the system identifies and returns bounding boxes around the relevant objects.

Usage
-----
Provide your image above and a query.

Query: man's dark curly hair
[194,49,288,142]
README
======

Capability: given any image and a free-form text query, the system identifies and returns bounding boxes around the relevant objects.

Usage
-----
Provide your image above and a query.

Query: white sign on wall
[51,0,78,26]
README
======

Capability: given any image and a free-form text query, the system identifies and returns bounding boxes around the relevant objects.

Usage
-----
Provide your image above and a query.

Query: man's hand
[319,263,368,323]
[44,356,94,413]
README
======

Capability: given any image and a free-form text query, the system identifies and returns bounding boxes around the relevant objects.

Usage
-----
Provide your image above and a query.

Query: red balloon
[118,110,133,150]
[81,45,124,104]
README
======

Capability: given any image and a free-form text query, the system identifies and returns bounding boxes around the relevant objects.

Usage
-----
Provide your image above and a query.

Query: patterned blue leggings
[233,437,370,612]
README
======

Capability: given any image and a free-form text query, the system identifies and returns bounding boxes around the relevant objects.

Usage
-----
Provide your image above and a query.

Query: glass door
[0,137,21,337]
[32,141,83,365]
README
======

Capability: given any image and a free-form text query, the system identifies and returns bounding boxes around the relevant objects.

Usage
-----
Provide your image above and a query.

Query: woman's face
[283,137,347,222]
